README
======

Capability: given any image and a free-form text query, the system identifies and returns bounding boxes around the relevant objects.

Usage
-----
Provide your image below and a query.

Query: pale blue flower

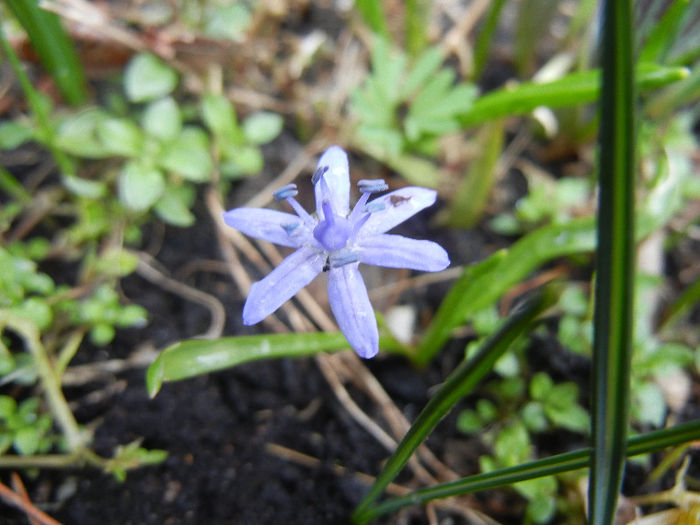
[223,146,449,358]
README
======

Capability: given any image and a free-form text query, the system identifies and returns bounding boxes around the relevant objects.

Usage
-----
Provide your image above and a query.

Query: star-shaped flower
[223,146,449,358]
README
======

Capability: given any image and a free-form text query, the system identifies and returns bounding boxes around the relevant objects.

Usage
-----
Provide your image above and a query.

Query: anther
[364,200,386,213]
[329,250,359,268]
[273,184,298,201]
[358,179,388,194]
[311,165,329,185]
[282,223,300,234]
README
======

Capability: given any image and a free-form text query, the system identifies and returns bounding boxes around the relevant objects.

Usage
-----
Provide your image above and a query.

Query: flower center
[313,211,352,251]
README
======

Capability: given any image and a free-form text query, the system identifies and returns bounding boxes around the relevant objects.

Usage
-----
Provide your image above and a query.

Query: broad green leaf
[97,117,143,157]
[142,96,182,141]
[201,93,241,142]
[118,162,165,211]
[153,185,196,227]
[55,109,111,158]
[94,247,140,277]
[242,112,283,145]
[203,3,252,41]
[220,145,263,178]
[371,38,405,105]
[0,121,34,150]
[124,53,178,102]
[61,174,107,199]
[13,426,40,455]
[158,127,212,182]
[400,46,444,99]
[410,69,455,116]
[147,332,351,397]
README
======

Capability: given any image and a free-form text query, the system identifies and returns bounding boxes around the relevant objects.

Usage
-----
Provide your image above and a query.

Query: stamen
[282,223,300,234]
[273,184,298,201]
[364,200,386,213]
[358,179,388,194]
[311,165,329,185]
[329,250,359,268]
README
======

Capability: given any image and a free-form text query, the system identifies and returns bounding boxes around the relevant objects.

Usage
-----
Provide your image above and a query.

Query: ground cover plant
[0,0,699,523]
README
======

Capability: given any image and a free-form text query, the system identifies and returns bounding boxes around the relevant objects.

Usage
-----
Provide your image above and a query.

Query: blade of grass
[5,0,87,104]
[0,22,105,198]
[355,0,388,38]
[588,0,636,522]
[405,0,429,57]
[352,285,559,521]
[354,418,700,522]
[473,0,506,80]
[445,119,504,228]
[458,64,687,127]
[638,0,690,64]
[415,217,596,366]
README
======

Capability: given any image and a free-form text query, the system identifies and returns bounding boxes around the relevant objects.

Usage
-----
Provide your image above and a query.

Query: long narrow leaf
[146,332,354,397]
[352,286,559,521]
[354,419,700,522]
[416,217,595,366]
[5,0,87,104]
[589,0,636,522]
[458,64,686,127]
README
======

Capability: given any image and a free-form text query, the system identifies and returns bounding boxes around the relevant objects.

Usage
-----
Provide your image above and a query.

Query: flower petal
[243,246,325,324]
[356,234,450,271]
[223,208,310,247]
[327,264,379,359]
[314,146,350,218]
[358,187,437,235]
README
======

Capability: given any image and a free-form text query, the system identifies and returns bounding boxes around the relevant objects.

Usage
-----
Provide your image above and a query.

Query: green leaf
[445,119,504,227]
[521,402,548,432]
[458,64,687,127]
[124,53,178,103]
[0,396,17,419]
[147,332,351,397]
[13,426,40,455]
[0,121,34,150]
[400,46,444,99]
[456,410,482,434]
[96,117,143,157]
[352,287,558,520]
[142,97,182,141]
[158,127,212,182]
[353,420,700,523]
[220,145,263,178]
[153,185,196,227]
[94,248,140,277]
[5,0,87,104]
[61,174,107,199]
[417,217,596,365]
[118,162,165,211]
[11,297,52,330]
[203,3,252,41]
[55,109,111,158]
[201,93,241,142]
[588,1,636,522]
[242,112,283,145]
[529,372,554,401]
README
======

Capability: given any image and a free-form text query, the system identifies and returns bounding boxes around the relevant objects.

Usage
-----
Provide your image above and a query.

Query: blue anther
[357,179,388,194]
[311,165,329,185]
[273,184,298,201]
[364,200,386,213]
[329,250,359,268]
[282,222,300,234]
